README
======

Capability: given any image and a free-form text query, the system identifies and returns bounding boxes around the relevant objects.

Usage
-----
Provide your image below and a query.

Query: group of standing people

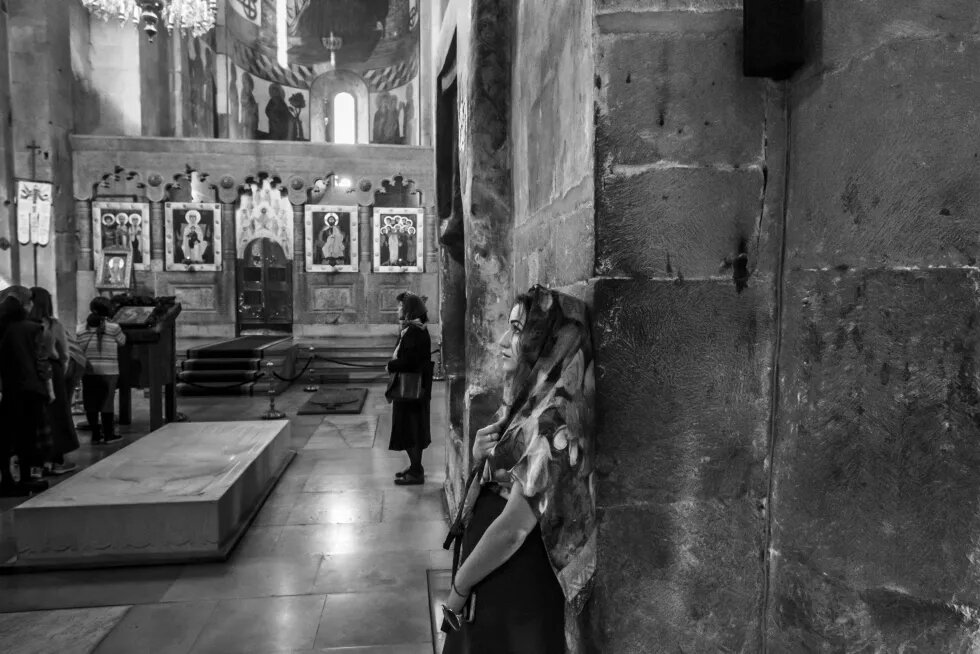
[0,287,126,496]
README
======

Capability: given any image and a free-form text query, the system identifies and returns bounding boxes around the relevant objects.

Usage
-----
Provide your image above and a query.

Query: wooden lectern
[113,300,183,432]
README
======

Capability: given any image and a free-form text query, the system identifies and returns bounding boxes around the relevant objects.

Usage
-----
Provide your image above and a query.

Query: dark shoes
[395,470,425,486]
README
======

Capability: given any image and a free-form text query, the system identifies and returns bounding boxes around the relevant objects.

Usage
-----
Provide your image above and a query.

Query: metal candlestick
[304,346,320,392]
[261,360,287,420]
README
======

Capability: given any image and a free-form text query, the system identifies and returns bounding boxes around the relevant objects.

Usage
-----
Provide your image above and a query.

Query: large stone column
[74,199,95,312]
[8,0,76,319]
[0,5,15,288]
[451,0,515,508]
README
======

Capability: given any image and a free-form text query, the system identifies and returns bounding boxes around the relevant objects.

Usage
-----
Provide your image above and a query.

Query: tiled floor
[0,383,451,654]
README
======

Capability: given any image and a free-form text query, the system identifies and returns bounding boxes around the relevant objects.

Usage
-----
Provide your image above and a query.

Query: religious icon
[95,247,134,291]
[372,207,424,273]
[92,202,151,271]
[305,205,358,273]
[235,178,294,260]
[165,202,223,271]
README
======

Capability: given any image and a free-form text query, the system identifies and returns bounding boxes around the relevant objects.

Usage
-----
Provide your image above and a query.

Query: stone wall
[768,2,980,650]
[590,2,782,650]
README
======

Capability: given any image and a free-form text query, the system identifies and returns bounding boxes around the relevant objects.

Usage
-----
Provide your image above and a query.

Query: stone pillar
[0,5,14,288]
[75,199,95,323]
[8,0,76,318]
[446,0,516,509]
[358,206,372,269]
[221,202,237,321]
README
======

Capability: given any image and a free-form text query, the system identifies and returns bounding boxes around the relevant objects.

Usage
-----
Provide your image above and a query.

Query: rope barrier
[312,354,387,369]
[272,356,316,382]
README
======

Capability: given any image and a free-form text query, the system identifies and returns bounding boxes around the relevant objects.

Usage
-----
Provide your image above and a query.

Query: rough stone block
[787,39,980,269]
[592,279,773,508]
[172,285,216,311]
[804,0,980,72]
[312,286,353,312]
[512,0,593,218]
[596,166,766,279]
[769,269,980,649]
[599,31,766,166]
[590,503,764,653]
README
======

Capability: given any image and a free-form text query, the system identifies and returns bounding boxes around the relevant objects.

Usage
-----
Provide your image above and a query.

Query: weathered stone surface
[590,503,764,653]
[513,0,593,219]
[769,269,980,650]
[172,285,217,311]
[514,190,594,290]
[312,286,353,312]
[593,279,773,507]
[803,0,980,73]
[787,39,980,269]
[596,166,765,279]
[598,31,766,166]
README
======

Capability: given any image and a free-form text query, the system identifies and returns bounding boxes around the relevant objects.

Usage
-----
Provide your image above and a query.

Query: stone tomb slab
[12,420,292,568]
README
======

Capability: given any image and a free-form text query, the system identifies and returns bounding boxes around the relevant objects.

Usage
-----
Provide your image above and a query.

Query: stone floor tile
[229,525,283,559]
[0,566,181,613]
[286,490,384,525]
[314,591,431,649]
[92,600,218,654]
[0,606,130,654]
[161,554,324,602]
[275,520,448,557]
[189,595,328,654]
[311,550,432,594]
[381,487,448,523]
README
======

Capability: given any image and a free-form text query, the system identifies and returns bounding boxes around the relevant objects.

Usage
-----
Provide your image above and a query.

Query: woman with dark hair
[76,297,126,445]
[442,286,597,654]
[30,287,79,474]
[0,286,53,495]
[386,291,433,486]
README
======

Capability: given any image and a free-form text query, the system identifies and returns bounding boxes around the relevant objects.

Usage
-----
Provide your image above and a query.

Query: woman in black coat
[386,292,432,486]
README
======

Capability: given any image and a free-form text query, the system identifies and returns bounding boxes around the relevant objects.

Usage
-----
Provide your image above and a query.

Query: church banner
[16,180,52,246]
[165,203,223,271]
[305,204,358,273]
[92,202,151,272]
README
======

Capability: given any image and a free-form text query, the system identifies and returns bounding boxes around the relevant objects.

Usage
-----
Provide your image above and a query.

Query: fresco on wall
[182,35,217,138]
[233,64,309,141]
[305,205,358,272]
[92,202,151,272]
[235,178,294,259]
[372,207,423,273]
[222,0,420,145]
[165,203,223,271]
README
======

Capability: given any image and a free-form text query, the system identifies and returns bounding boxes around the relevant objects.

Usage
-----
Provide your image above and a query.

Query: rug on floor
[296,388,369,415]
[427,569,452,654]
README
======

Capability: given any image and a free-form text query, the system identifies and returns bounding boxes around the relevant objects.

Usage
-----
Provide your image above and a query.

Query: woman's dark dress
[387,324,432,452]
[443,486,566,654]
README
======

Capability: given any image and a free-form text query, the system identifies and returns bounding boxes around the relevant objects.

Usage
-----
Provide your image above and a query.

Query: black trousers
[0,390,44,485]
[444,487,565,654]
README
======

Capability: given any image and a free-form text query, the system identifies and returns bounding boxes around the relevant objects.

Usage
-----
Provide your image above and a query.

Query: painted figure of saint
[181,224,209,263]
[321,225,346,261]
[266,83,292,140]
[386,230,401,265]
[107,257,125,285]
[240,73,259,139]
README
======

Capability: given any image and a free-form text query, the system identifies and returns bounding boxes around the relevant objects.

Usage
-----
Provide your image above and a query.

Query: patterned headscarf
[471,286,597,650]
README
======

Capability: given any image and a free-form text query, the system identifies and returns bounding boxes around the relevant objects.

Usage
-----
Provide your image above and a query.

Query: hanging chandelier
[82,0,217,41]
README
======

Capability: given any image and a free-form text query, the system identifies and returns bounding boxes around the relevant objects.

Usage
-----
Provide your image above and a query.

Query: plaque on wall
[372,207,424,273]
[92,202,151,272]
[165,202,223,271]
[305,205,358,273]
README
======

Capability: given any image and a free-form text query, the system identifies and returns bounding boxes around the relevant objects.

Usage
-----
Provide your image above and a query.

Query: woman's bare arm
[451,481,539,597]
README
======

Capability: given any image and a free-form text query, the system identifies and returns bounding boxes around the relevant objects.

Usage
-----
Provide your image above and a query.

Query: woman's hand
[472,424,501,462]
[444,583,468,615]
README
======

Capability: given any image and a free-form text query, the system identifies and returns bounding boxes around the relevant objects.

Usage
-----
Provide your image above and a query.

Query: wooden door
[237,237,293,333]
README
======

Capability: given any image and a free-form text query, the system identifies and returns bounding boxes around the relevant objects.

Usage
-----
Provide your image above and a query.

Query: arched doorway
[237,237,293,334]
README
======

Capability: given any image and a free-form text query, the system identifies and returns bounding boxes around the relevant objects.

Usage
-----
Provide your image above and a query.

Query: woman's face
[497,303,525,373]
[397,301,406,321]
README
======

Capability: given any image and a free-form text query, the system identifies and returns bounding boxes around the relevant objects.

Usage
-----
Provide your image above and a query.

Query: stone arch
[309,71,370,144]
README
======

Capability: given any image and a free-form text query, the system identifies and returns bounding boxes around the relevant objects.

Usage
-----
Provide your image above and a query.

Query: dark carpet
[296,388,369,415]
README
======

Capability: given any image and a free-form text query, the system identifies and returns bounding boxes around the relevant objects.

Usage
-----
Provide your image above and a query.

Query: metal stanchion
[432,348,446,382]
[304,346,320,392]
[261,360,286,420]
